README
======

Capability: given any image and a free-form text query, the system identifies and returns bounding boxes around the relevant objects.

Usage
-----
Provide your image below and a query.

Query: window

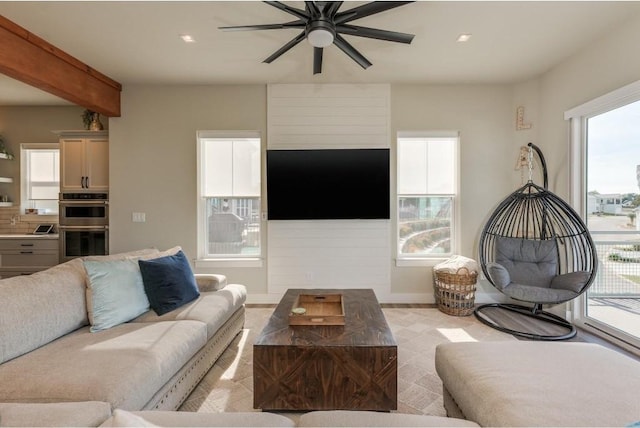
[21,143,59,214]
[197,132,261,261]
[397,133,458,260]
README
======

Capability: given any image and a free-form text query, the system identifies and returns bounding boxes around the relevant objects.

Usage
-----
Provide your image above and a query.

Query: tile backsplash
[0,207,58,234]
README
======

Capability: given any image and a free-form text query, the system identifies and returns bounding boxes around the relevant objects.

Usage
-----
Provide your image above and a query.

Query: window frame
[20,142,60,216]
[396,131,460,266]
[195,131,263,267]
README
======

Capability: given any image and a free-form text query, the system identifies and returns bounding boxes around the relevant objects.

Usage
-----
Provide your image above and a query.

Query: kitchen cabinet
[55,131,109,191]
[0,235,59,279]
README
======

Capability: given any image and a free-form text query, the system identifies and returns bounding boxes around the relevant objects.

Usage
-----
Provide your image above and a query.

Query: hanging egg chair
[475,143,597,340]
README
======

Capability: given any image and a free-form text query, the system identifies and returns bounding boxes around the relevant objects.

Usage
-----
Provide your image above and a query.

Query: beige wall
[109,85,269,293]
[109,83,515,302]
[537,13,640,200]
[390,84,514,298]
[526,13,640,314]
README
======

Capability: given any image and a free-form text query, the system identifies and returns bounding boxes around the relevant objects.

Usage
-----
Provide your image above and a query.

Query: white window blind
[201,138,260,197]
[27,149,60,199]
[398,137,456,195]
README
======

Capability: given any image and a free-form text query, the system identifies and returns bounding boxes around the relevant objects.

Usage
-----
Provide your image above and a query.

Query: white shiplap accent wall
[267,84,391,297]
[267,221,390,296]
[268,84,390,149]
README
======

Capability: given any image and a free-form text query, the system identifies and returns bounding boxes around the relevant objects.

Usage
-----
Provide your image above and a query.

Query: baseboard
[246,291,507,305]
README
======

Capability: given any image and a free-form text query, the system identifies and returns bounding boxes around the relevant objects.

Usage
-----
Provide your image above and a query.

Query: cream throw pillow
[83,246,182,326]
[84,258,150,332]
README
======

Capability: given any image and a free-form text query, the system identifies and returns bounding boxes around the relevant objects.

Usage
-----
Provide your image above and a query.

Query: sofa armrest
[0,401,112,427]
[194,274,227,292]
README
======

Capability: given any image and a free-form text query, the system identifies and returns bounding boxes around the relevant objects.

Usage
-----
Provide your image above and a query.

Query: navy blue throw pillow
[138,250,200,316]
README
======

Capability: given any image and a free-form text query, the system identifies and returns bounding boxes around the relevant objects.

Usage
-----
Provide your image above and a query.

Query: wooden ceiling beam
[0,15,121,117]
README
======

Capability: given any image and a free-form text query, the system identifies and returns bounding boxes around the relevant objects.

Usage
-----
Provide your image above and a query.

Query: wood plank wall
[267,84,391,296]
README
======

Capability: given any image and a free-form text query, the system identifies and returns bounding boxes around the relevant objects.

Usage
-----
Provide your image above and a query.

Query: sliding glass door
[580,98,640,348]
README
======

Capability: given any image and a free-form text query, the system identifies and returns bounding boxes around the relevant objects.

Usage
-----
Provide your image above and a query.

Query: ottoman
[435,341,640,427]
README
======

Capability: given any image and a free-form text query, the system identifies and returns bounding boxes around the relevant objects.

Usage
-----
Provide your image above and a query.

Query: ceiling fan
[219,1,415,74]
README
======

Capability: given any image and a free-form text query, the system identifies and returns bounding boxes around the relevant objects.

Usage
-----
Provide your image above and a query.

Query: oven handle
[59,200,109,205]
[58,225,109,230]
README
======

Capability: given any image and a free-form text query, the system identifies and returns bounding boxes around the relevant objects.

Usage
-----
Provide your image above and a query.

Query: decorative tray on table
[288,293,345,326]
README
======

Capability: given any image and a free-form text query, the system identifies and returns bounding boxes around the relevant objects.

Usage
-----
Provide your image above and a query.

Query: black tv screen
[267,148,390,220]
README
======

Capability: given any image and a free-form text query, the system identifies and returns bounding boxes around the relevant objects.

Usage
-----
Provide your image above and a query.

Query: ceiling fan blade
[313,47,323,74]
[334,1,414,24]
[336,24,414,44]
[263,31,307,64]
[264,1,310,20]
[305,1,321,18]
[324,1,343,18]
[219,20,305,31]
[333,34,372,69]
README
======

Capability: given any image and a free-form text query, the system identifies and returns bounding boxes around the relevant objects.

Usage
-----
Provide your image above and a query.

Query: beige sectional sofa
[0,402,480,427]
[0,247,246,412]
[0,246,516,427]
[435,341,640,427]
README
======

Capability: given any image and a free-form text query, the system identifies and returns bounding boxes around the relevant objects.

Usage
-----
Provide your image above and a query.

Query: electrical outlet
[132,212,146,223]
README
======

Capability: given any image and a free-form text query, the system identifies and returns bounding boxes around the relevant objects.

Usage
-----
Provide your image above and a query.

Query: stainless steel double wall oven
[58,192,109,262]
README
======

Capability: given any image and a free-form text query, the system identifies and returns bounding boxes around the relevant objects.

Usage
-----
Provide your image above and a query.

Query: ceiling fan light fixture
[308,28,334,48]
[220,1,416,74]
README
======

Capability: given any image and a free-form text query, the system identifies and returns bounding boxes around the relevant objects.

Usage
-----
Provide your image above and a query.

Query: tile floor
[179,307,517,417]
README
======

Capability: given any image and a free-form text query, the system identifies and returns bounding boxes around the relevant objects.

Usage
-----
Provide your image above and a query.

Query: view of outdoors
[586,99,640,340]
[206,197,260,256]
[398,196,452,255]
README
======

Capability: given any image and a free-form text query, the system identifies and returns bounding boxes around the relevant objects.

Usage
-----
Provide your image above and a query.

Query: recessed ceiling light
[180,34,196,43]
[456,33,472,42]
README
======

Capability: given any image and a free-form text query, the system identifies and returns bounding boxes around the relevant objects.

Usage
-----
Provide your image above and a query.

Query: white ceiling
[1,1,639,106]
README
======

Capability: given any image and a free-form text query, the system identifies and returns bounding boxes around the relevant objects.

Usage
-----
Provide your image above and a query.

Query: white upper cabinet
[55,131,108,192]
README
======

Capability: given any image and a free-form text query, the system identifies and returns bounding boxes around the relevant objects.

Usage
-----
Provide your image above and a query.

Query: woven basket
[433,267,478,317]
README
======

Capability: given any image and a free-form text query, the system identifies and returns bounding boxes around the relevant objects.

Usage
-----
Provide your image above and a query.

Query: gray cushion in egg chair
[486,236,590,304]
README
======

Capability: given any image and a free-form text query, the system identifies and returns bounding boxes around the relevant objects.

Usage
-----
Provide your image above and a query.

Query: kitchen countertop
[0,234,59,239]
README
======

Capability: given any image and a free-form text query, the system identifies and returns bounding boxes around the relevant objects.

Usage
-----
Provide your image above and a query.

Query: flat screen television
[267,148,390,220]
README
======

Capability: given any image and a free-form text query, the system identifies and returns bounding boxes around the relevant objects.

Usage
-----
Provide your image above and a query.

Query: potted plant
[81,109,103,131]
[0,134,14,159]
[81,109,94,130]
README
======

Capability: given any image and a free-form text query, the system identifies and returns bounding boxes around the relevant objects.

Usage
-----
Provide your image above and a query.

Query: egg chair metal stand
[475,143,597,341]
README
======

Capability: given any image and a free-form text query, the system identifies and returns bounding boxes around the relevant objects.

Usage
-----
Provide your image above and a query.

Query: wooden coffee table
[253,288,397,411]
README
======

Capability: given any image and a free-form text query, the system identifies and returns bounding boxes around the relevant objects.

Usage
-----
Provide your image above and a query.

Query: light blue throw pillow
[84,259,150,333]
